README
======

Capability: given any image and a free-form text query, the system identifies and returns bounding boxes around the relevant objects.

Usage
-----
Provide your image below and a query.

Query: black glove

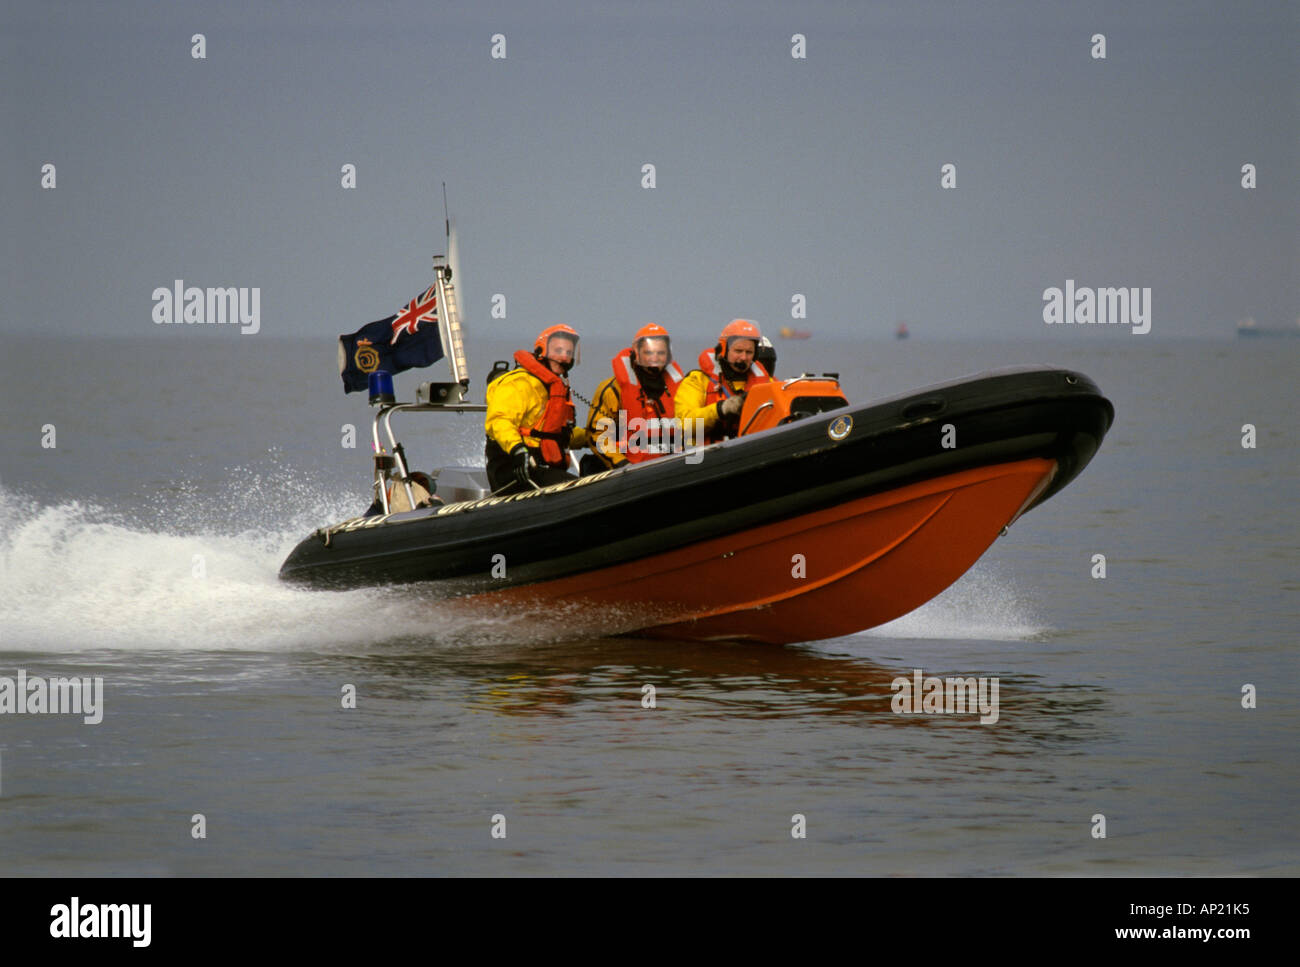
[510,444,532,489]
[718,393,746,418]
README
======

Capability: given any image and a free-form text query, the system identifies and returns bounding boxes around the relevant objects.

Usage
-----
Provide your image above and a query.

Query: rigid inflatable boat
[281,272,1114,644]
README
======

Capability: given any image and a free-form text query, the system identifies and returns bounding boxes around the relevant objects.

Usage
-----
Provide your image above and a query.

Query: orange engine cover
[738,377,848,436]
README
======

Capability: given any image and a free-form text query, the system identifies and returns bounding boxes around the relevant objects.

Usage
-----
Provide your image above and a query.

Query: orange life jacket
[610,349,686,463]
[697,350,770,440]
[513,349,576,467]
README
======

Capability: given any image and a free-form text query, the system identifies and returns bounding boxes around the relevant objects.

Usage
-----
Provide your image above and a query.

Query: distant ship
[778,326,811,340]
[896,322,909,340]
[1237,318,1300,338]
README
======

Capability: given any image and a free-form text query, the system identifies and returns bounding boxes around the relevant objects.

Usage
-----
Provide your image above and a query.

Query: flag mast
[433,182,469,387]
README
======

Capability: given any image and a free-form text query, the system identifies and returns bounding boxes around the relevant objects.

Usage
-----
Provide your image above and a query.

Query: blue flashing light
[368,370,396,405]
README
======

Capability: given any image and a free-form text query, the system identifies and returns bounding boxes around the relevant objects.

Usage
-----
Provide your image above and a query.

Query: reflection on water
[291,635,1110,746]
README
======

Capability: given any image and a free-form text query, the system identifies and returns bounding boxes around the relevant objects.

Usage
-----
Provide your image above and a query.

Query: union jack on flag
[389,284,438,344]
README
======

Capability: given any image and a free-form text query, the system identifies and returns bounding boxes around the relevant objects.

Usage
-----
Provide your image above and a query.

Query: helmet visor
[634,336,670,369]
[545,333,580,367]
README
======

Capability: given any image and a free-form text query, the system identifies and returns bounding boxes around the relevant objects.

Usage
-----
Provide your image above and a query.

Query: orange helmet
[534,324,581,364]
[717,318,761,355]
[633,323,672,363]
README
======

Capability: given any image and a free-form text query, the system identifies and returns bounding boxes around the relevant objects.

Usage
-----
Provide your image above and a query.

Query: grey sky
[3,0,1296,341]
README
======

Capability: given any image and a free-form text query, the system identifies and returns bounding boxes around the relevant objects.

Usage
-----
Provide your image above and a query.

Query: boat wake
[0,481,486,653]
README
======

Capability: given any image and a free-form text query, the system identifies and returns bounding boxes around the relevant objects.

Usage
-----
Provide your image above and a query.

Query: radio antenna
[442,182,450,249]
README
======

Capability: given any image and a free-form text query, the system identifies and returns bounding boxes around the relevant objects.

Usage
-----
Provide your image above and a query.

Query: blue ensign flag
[339,283,445,393]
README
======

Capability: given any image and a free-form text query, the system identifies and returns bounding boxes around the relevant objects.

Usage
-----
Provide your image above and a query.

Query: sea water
[0,335,1295,874]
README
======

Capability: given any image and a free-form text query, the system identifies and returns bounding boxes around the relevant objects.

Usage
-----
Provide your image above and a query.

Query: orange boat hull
[463,457,1056,645]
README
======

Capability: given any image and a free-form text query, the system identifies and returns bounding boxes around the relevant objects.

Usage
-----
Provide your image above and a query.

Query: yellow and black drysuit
[484,350,591,493]
[674,350,771,444]
[584,349,686,470]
